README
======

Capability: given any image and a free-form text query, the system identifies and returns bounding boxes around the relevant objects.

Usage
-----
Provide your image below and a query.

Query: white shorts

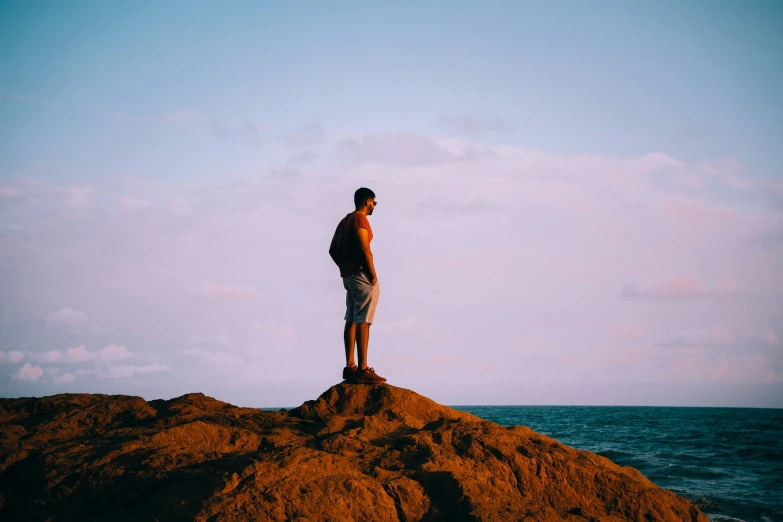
[343,270,380,324]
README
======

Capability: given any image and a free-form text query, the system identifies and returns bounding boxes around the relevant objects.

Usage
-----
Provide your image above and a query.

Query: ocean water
[452,406,783,522]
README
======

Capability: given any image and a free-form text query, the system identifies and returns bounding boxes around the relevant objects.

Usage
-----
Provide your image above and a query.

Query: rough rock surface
[0,383,708,521]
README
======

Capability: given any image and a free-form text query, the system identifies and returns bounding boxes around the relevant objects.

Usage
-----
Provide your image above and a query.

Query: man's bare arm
[356,228,377,285]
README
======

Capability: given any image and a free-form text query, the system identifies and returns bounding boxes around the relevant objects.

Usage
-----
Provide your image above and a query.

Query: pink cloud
[658,195,738,234]
[2,141,779,404]
[64,185,94,207]
[610,321,646,340]
[700,158,753,190]
[654,325,735,348]
[711,354,781,384]
[13,363,43,381]
[759,325,780,346]
[65,345,93,362]
[600,342,653,365]
[99,344,133,361]
[623,274,740,302]
[0,186,23,198]
[669,350,780,384]
[0,351,25,363]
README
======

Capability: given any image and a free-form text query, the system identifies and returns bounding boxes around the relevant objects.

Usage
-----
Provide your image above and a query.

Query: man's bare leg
[356,322,370,370]
[344,321,357,367]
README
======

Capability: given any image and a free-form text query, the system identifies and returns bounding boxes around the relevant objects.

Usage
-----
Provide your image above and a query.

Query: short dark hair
[354,187,376,208]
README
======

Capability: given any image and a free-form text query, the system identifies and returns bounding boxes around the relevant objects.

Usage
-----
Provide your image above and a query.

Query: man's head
[354,187,377,216]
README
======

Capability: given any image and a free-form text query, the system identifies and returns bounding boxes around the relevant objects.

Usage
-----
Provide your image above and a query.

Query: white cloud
[62,344,134,362]
[28,350,63,362]
[2,139,781,404]
[55,373,75,383]
[99,344,133,361]
[101,362,169,379]
[13,363,44,381]
[0,351,25,363]
[65,345,94,362]
[45,308,96,332]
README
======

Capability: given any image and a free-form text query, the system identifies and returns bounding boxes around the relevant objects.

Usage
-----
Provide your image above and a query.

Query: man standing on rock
[329,187,387,384]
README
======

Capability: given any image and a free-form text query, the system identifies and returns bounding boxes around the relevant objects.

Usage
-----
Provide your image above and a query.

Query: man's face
[367,198,377,215]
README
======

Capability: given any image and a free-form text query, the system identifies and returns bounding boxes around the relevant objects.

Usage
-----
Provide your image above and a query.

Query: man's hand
[357,228,377,286]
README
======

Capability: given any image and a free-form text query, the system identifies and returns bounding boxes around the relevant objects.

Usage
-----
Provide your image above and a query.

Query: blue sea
[452,406,783,522]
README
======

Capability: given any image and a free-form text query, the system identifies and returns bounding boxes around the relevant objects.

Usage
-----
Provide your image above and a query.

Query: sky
[1,0,782,408]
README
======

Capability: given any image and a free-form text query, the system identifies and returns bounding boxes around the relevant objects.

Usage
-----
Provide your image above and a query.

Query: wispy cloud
[287,121,326,147]
[1,140,780,404]
[45,308,101,333]
[0,186,23,198]
[622,274,740,302]
[62,344,134,362]
[331,132,471,168]
[99,362,169,379]
[0,351,25,363]
[438,115,515,137]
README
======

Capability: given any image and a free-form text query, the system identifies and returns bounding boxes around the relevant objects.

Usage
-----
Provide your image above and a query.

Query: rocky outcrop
[0,384,708,521]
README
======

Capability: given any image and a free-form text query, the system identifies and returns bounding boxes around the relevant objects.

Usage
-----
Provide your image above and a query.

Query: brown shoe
[342,365,357,382]
[355,367,387,384]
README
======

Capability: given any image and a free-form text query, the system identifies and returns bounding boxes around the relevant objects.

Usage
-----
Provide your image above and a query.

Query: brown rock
[0,384,709,521]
